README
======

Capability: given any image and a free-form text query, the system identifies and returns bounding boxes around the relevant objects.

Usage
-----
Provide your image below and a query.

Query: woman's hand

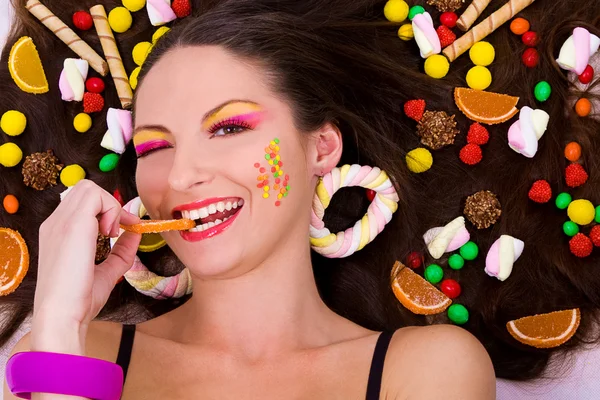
[31,180,141,355]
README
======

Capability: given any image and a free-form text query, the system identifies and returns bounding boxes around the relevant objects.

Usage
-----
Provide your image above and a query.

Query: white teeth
[225,202,232,211]
[202,223,208,230]
[214,219,222,225]
[199,207,209,218]
[216,202,225,212]
[190,209,200,220]
[208,204,217,214]
[223,217,229,222]
[232,202,238,209]
[208,221,215,228]
[182,210,191,219]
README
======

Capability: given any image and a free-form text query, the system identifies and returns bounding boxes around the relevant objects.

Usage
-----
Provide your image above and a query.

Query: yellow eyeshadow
[133,130,171,146]
[202,102,263,130]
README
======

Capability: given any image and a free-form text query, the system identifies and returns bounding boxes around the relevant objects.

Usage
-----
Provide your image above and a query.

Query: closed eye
[136,141,173,158]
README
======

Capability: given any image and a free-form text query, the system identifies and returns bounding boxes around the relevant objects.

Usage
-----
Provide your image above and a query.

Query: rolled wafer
[25,0,108,75]
[456,0,492,31]
[443,0,536,62]
[90,5,133,109]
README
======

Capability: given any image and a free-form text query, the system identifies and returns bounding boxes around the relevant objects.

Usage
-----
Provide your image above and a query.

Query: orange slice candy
[390,261,452,315]
[8,37,49,94]
[507,308,581,349]
[454,87,519,125]
[0,228,30,296]
[121,219,195,234]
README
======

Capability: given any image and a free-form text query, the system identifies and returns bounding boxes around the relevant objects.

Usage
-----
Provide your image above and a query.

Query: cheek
[253,138,291,207]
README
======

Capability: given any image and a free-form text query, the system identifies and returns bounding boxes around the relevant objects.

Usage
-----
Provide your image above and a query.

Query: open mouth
[173,198,244,233]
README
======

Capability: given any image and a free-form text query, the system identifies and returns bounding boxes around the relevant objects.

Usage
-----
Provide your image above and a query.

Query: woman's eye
[211,124,250,137]
[136,143,172,158]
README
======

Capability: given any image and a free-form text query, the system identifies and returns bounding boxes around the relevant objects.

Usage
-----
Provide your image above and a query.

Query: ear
[307,122,343,176]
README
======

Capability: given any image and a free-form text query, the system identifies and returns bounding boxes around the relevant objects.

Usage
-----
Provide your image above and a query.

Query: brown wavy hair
[1,0,599,380]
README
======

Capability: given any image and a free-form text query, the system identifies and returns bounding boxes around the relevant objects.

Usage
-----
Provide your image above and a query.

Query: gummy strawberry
[466,123,489,145]
[83,92,104,113]
[569,233,593,258]
[590,225,600,247]
[436,25,456,48]
[404,99,426,122]
[565,163,588,188]
[528,180,552,203]
[171,0,191,18]
[459,144,482,165]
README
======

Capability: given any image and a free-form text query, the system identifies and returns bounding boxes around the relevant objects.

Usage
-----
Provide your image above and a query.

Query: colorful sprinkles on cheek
[254,138,290,207]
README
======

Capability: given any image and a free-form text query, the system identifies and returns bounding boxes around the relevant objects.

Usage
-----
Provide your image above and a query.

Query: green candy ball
[596,205,600,224]
[448,254,465,270]
[408,5,425,20]
[99,153,120,172]
[555,192,572,210]
[534,81,551,102]
[448,304,469,325]
[563,221,579,237]
[460,241,479,261]
[424,264,443,284]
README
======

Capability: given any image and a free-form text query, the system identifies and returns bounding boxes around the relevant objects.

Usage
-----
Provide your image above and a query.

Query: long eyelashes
[208,117,254,136]
[136,140,172,158]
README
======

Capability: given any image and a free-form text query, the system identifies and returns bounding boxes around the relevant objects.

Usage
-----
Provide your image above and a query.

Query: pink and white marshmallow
[59,58,89,102]
[556,27,600,75]
[423,216,470,259]
[507,106,549,158]
[101,108,133,154]
[412,12,441,59]
[147,0,177,26]
[485,235,524,281]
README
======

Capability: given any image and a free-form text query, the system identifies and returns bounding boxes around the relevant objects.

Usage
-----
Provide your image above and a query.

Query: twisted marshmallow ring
[310,165,399,258]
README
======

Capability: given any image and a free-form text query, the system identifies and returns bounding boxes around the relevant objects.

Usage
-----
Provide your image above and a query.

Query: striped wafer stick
[443,0,536,62]
[25,0,108,75]
[90,5,133,109]
[456,0,493,31]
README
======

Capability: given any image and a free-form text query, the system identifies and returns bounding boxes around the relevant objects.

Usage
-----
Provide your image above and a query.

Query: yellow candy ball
[398,23,414,41]
[152,26,170,43]
[469,41,495,66]
[466,65,492,90]
[130,66,141,90]
[108,7,133,33]
[73,113,92,133]
[567,199,595,225]
[122,0,146,12]
[424,54,450,79]
[0,143,23,167]
[132,42,153,66]
[406,148,433,173]
[60,164,86,187]
[384,0,409,22]
[1,110,27,136]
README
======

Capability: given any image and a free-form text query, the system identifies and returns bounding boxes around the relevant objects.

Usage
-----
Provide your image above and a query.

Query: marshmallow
[485,235,524,281]
[412,12,441,59]
[556,27,600,75]
[101,108,133,154]
[507,106,549,158]
[147,0,177,26]
[423,216,470,259]
[59,58,89,102]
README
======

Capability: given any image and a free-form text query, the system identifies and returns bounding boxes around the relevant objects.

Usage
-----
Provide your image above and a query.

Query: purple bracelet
[6,351,123,400]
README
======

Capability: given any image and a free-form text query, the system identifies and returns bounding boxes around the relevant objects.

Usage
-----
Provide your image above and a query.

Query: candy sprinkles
[254,138,290,207]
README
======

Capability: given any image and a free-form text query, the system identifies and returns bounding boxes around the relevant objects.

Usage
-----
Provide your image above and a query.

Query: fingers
[95,231,142,292]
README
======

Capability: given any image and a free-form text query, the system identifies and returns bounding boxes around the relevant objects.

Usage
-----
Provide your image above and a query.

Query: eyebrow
[202,100,261,121]
[133,124,171,136]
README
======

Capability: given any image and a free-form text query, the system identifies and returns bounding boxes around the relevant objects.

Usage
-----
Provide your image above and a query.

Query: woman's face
[133,46,318,278]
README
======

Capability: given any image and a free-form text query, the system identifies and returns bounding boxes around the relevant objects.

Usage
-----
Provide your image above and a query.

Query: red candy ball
[440,12,458,28]
[86,77,105,93]
[578,64,594,85]
[406,251,423,269]
[366,189,376,202]
[521,48,539,68]
[72,11,93,31]
[521,31,539,47]
[440,279,462,299]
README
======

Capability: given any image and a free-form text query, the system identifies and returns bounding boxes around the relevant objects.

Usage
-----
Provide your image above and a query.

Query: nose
[168,141,215,192]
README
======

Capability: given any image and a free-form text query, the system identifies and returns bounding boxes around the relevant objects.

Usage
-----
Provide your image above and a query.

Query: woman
[1,0,599,398]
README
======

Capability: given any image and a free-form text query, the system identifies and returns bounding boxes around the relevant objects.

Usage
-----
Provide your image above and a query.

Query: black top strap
[365,331,395,400]
[115,324,136,386]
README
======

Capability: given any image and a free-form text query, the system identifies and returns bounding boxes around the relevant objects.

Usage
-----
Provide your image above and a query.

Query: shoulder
[382,325,496,399]
[3,321,124,398]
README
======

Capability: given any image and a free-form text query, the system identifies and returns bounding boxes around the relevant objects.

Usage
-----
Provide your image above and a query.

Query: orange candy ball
[564,142,582,162]
[3,194,19,214]
[575,98,591,117]
[510,17,530,35]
